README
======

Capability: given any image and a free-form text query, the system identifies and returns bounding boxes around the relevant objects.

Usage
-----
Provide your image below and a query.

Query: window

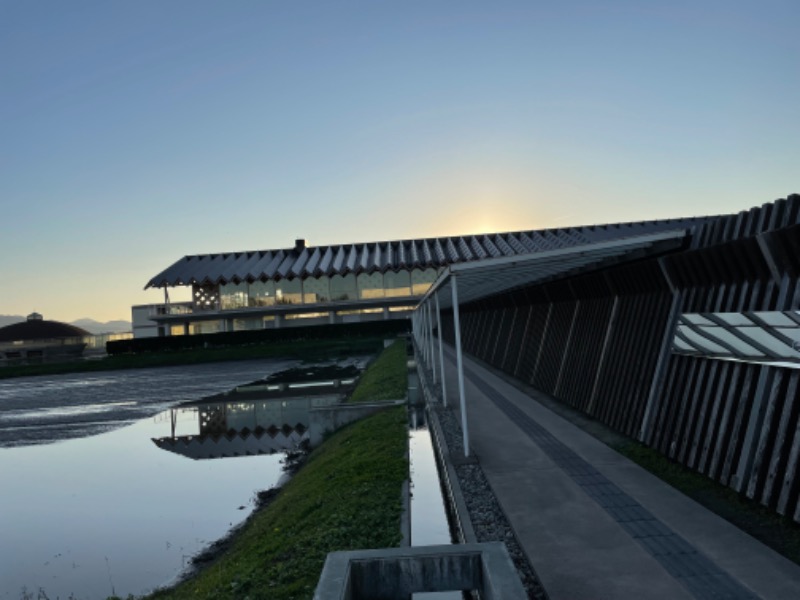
[330,274,357,301]
[358,272,384,299]
[249,280,276,307]
[276,279,303,304]
[384,270,411,297]
[673,312,800,368]
[303,277,330,303]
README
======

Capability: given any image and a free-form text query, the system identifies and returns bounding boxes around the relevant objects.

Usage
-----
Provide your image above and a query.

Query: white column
[435,291,447,407]
[451,274,470,457]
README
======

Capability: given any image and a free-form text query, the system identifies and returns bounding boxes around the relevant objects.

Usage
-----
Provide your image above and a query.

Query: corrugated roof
[145,218,709,289]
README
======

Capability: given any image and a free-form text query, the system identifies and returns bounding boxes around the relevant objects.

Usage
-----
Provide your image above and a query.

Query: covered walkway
[434,345,800,599]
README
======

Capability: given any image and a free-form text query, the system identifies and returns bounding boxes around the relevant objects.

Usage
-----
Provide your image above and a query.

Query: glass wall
[275,279,303,304]
[673,311,800,367]
[220,282,248,310]
[384,271,412,297]
[249,280,276,307]
[411,268,439,295]
[303,276,330,303]
[358,272,385,299]
[210,268,441,313]
[233,318,264,331]
[330,274,357,301]
[189,320,222,335]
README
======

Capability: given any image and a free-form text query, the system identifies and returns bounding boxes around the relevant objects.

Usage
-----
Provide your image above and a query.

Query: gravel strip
[435,404,549,600]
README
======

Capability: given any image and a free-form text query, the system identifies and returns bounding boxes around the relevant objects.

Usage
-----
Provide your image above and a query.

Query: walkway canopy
[420,229,688,310]
[411,229,690,456]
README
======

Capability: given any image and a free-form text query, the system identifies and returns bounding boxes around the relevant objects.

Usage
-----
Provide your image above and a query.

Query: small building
[0,313,90,365]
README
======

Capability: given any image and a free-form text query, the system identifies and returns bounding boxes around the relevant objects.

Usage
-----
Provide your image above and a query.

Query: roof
[0,319,89,342]
[420,230,689,310]
[145,217,711,289]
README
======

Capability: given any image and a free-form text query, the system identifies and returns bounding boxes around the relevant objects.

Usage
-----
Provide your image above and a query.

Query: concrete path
[436,346,800,600]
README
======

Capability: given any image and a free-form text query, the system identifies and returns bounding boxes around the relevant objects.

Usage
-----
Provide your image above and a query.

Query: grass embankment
[0,338,385,380]
[144,337,410,600]
[347,339,408,403]
[613,440,800,565]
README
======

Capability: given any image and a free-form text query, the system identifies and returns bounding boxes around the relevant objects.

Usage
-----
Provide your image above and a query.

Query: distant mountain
[0,314,25,328]
[0,314,131,334]
[71,319,132,334]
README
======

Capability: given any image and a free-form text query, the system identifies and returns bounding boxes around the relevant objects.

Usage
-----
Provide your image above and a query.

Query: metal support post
[435,292,447,407]
[428,300,437,383]
[451,274,470,457]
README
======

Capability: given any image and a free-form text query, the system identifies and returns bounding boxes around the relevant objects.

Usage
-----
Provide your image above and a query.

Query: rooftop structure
[137,217,712,338]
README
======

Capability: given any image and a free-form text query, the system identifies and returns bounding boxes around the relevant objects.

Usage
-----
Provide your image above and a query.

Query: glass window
[330,274,357,301]
[776,328,800,356]
[673,338,695,352]
[736,328,796,359]
[411,268,439,295]
[677,325,730,355]
[249,280,276,307]
[713,313,754,326]
[276,278,303,305]
[384,270,412,297]
[220,282,248,310]
[752,312,796,327]
[189,320,222,335]
[682,314,715,326]
[233,318,263,331]
[303,276,330,303]
[358,272,385,299]
[697,326,764,357]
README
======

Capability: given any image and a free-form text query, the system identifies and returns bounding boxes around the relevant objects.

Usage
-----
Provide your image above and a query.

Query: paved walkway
[436,346,800,600]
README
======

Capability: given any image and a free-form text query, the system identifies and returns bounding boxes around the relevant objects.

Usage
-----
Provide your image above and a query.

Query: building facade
[137,219,707,338]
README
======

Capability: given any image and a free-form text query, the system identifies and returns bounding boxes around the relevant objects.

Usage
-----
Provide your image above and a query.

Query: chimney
[295,238,306,251]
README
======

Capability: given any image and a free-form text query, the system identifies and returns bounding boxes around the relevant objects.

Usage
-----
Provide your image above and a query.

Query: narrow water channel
[408,405,462,600]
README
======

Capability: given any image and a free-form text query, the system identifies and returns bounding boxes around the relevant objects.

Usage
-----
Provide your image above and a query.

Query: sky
[1,1,798,323]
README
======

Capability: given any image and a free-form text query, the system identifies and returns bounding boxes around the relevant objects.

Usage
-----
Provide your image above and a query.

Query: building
[136,217,708,338]
[410,193,800,522]
[137,193,800,520]
[0,313,89,365]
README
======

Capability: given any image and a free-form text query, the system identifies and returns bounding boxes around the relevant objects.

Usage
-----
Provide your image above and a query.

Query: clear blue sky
[1,1,798,322]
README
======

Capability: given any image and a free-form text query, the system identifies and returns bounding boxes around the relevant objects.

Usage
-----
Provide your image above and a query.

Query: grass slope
[147,406,407,600]
[145,362,409,600]
[347,339,408,403]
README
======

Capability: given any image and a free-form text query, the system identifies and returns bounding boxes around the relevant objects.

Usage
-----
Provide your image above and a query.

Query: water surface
[0,359,356,599]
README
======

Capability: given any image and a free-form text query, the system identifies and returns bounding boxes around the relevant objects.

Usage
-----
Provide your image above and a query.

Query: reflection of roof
[0,318,89,342]
[145,218,710,288]
[153,426,307,460]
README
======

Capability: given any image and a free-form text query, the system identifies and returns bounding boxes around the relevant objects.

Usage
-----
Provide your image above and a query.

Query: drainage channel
[409,404,463,600]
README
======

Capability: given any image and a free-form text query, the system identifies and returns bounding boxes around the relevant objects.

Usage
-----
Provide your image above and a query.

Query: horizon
[2,1,798,323]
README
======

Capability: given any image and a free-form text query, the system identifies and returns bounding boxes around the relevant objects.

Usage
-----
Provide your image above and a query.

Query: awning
[419,229,689,309]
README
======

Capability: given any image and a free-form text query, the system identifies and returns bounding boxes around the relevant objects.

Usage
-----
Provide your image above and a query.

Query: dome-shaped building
[0,313,89,365]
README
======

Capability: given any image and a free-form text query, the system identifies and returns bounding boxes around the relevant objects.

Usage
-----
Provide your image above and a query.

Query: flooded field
[0,359,364,599]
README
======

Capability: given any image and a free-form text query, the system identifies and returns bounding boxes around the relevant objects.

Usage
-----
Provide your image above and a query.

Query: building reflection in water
[153,394,340,460]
